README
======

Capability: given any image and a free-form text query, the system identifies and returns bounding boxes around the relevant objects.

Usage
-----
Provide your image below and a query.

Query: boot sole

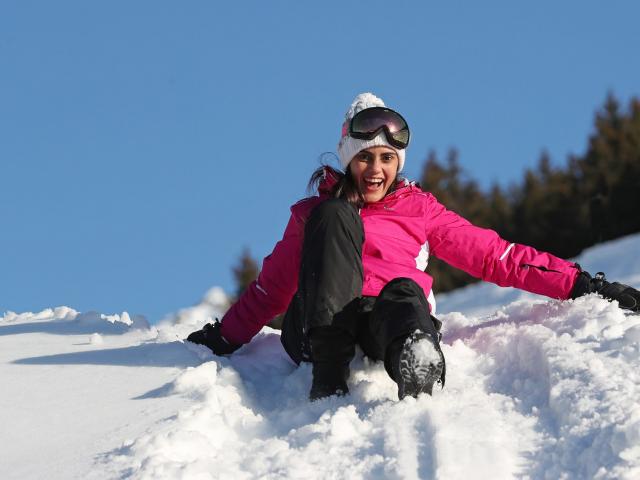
[398,334,444,400]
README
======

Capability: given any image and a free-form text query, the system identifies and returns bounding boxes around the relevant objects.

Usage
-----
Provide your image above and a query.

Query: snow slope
[2,235,640,479]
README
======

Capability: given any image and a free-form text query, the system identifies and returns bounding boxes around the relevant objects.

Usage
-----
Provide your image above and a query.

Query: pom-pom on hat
[337,92,407,172]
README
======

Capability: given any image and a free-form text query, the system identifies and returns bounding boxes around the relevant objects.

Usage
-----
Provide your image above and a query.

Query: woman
[188,93,640,401]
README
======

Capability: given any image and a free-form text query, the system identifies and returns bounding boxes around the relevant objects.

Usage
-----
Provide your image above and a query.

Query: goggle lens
[348,107,410,149]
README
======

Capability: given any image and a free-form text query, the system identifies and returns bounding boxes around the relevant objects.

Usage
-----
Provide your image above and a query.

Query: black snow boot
[308,326,355,401]
[388,330,445,400]
[309,363,350,401]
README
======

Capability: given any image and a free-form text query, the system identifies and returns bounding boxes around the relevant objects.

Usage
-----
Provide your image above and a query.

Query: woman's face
[349,146,399,203]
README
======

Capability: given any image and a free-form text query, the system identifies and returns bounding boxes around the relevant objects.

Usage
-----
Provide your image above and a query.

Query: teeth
[365,178,383,186]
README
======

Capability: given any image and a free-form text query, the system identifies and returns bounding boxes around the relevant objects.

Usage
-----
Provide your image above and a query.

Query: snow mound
[1,306,149,334]
[1,235,639,479]
[155,286,230,342]
[442,295,640,479]
[93,296,640,480]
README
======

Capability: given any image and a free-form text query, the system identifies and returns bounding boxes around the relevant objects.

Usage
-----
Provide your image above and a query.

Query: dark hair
[307,163,401,209]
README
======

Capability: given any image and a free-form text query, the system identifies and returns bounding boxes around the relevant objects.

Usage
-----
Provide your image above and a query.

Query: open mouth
[364,178,384,191]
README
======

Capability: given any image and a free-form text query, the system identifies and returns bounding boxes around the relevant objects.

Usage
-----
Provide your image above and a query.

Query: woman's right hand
[186,321,242,355]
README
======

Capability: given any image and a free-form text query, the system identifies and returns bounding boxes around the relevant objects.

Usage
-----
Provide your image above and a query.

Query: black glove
[186,320,242,355]
[571,270,640,312]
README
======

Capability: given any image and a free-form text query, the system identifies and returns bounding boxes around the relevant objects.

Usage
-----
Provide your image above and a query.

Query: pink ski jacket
[221,169,580,345]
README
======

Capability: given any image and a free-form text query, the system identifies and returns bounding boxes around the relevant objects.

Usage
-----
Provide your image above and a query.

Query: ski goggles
[342,106,410,149]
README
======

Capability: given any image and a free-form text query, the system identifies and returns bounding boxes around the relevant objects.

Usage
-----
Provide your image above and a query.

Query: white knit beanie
[337,92,407,172]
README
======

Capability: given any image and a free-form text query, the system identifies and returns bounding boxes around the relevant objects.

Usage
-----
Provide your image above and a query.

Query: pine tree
[232,247,259,300]
[417,92,640,294]
[509,151,585,258]
[576,94,640,241]
[486,183,513,238]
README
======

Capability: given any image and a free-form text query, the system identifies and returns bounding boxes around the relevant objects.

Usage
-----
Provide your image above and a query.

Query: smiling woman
[187,92,640,402]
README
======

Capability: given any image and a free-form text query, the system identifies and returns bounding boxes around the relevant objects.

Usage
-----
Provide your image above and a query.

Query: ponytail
[307,165,365,209]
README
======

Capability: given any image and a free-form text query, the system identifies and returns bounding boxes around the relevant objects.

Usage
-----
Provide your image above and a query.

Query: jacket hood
[317,166,340,195]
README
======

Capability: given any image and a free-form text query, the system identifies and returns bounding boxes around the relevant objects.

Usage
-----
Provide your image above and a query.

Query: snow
[406,330,442,366]
[2,235,640,479]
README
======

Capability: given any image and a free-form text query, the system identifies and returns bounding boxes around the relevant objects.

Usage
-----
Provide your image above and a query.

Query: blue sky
[2,1,640,322]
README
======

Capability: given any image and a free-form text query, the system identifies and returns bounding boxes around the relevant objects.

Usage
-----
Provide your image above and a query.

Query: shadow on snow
[12,341,201,368]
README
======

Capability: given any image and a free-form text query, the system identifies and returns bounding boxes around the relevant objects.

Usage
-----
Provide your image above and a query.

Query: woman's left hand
[572,271,640,312]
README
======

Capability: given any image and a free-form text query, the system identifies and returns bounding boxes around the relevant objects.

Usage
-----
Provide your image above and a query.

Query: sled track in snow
[97,338,535,478]
[446,298,640,480]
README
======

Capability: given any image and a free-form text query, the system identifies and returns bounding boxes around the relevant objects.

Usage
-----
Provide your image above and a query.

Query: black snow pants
[280,198,444,382]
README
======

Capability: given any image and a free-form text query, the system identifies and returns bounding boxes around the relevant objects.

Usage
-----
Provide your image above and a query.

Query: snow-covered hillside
[2,235,640,479]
